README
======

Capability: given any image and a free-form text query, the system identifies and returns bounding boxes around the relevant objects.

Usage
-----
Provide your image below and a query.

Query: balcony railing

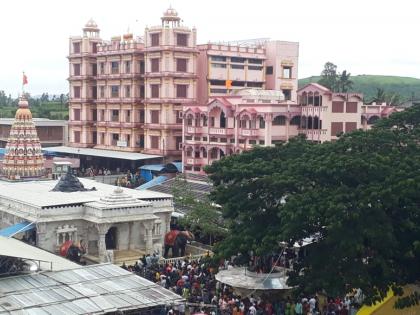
[240,129,258,136]
[298,129,328,136]
[209,127,234,136]
[185,158,206,165]
[186,126,205,134]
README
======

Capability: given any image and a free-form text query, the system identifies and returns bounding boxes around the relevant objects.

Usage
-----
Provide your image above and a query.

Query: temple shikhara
[1,96,45,180]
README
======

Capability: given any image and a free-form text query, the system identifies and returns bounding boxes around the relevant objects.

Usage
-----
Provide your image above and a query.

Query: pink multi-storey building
[182,83,399,173]
[68,7,299,161]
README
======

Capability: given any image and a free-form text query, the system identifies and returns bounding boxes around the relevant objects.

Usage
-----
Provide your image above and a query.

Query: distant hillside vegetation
[298,75,420,102]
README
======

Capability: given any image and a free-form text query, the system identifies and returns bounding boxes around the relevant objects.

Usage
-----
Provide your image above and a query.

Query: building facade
[0,177,173,263]
[182,83,399,174]
[68,7,299,161]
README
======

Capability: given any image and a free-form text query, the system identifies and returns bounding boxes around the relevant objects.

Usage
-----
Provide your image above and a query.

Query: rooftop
[0,263,183,314]
[0,236,79,271]
[42,146,162,161]
[0,118,67,126]
[0,178,171,209]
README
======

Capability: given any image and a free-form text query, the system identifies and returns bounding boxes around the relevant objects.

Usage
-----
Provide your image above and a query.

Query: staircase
[113,249,145,266]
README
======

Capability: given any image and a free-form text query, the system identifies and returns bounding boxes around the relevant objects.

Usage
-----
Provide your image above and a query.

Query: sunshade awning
[0,221,35,237]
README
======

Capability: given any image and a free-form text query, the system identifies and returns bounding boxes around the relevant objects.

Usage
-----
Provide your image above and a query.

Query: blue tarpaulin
[0,221,35,237]
[136,175,168,190]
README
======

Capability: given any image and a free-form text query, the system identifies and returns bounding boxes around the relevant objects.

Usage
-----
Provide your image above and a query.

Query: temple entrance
[105,227,117,250]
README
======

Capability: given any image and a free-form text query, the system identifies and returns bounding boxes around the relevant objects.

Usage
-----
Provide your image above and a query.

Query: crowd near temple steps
[0,5,418,315]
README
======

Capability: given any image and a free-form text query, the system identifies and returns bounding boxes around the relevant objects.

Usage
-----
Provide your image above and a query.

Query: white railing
[159,253,212,264]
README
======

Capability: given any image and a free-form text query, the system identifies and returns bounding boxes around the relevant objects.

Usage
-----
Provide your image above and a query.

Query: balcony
[209,127,234,136]
[240,129,258,137]
[185,158,206,165]
[186,126,205,134]
[298,129,328,136]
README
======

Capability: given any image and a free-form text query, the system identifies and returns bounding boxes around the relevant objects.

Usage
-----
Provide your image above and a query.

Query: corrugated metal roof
[0,264,183,314]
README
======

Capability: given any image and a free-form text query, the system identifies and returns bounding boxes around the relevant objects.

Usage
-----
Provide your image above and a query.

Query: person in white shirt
[249,304,257,315]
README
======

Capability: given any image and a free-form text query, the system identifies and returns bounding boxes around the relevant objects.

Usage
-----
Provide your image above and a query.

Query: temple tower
[1,96,45,179]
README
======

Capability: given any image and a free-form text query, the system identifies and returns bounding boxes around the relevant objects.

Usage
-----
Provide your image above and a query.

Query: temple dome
[96,186,139,206]
[84,18,99,30]
[161,6,181,23]
[1,95,45,180]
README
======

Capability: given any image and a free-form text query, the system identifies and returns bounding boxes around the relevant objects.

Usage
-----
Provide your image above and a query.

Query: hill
[298,75,420,102]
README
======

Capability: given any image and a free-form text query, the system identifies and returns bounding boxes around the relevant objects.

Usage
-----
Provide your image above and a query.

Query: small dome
[164,6,178,17]
[85,18,98,29]
[161,6,181,22]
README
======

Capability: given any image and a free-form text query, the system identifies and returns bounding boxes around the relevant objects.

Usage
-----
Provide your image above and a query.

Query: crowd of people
[77,166,146,188]
[121,253,361,315]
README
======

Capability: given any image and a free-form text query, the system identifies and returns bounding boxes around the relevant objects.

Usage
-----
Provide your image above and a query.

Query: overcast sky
[1,0,419,96]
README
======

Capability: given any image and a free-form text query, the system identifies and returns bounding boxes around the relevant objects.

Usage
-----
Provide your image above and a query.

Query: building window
[248,65,263,71]
[331,122,344,136]
[231,57,246,63]
[211,63,227,68]
[73,42,80,54]
[111,61,119,74]
[273,116,286,126]
[176,58,188,72]
[74,131,80,143]
[151,33,160,46]
[151,84,160,98]
[139,61,145,74]
[231,64,244,69]
[125,110,131,123]
[346,102,358,113]
[73,109,81,121]
[282,89,292,101]
[125,85,131,98]
[332,101,345,113]
[139,109,145,123]
[99,62,105,74]
[283,66,292,79]
[111,86,119,98]
[125,61,131,73]
[266,66,273,75]
[73,64,81,76]
[211,56,227,62]
[176,85,188,98]
[345,122,357,132]
[73,86,81,98]
[111,110,119,122]
[247,82,263,88]
[176,136,182,150]
[176,111,182,124]
[153,222,162,235]
[248,58,263,64]
[138,135,144,148]
[100,109,105,121]
[151,110,159,124]
[112,133,119,145]
[140,85,145,98]
[249,140,257,145]
[92,63,97,76]
[150,136,160,149]
[151,58,159,72]
[92,43,97,53]
[259,117,265,128]
[176,33,188,46]
[100,86,105,98]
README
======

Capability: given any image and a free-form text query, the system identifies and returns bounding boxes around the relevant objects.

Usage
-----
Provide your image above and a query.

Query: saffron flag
[22,73,28,85]
[225,80,232,89]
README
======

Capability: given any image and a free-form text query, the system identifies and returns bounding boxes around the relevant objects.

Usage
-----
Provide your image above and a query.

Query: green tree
[338,70,353,92]
[318,62,339,91]
[172,175,226,245]
[206,108,420,307]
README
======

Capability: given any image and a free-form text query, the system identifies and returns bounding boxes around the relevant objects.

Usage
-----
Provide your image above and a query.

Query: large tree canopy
[206,106,420,305]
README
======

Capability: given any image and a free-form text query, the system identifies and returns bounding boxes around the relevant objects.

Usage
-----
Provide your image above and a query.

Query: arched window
[210,148,219,159]
[220,112,226,128]
[186,114,193,126]
[308,92,314,105]
[301,92,308,105]
[313,116,319,129]
[200,147,207,158]
[368,116,379,125]
[307,116,313,129]
[259,117,265,129]
[290,116,301,126]
[314,92,320,106]
[301,116,307,128]
[273,115,286,126]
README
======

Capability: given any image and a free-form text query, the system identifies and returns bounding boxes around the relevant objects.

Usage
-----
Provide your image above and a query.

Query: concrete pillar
[98,233,107,261]
[264,114,273,147]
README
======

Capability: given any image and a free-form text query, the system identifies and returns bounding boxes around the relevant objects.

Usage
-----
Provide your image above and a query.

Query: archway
[220,112,226,128]
[105,227,117,250]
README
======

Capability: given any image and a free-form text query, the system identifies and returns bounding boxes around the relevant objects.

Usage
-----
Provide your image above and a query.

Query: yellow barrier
[356,289,394,315]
